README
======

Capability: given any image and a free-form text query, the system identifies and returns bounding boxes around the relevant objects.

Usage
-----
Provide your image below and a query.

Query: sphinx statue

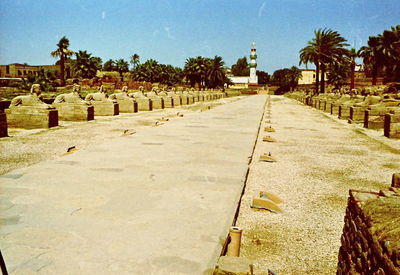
[182,88,195,104]
[144,87,164,109]
[10,84,53,109]
[156,87,174,108]
[128,86,152,111]
[6,84,58,128]
[108,86,138,113]
[166,87,182,106]
[84,85,119,116]
[53,84,94,121]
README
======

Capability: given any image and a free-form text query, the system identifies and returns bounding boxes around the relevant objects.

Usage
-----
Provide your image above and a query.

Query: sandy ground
[236,95,400,274]
[0,97,243,176]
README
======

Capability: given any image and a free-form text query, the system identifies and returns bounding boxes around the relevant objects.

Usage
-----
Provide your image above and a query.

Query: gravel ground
[0,96,243,176]
[236,95,400,274]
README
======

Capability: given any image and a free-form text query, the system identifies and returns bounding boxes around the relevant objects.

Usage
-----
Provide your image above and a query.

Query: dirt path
[236,96,400,274]
[0,97,243,176]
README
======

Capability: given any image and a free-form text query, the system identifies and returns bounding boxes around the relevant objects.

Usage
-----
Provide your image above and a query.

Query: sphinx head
[30,84,41,96]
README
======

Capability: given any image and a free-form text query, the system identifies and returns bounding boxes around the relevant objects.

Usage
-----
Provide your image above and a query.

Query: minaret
[249,42,258,84]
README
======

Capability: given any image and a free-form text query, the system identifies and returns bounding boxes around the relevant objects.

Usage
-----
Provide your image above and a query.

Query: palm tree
[288,66,302,91]
[348,48,358,89]
[183,56,209,89]
[72,50,101,79]
[206,56,227,88]
[51,36,74,86]
[299,44,320,93]
[130,54,140,70]
[114,59,129,81]
[299,29,349,93]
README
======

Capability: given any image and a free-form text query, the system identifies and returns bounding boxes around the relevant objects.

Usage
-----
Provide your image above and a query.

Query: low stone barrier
[336,178,400,274]
[384,111,400,138]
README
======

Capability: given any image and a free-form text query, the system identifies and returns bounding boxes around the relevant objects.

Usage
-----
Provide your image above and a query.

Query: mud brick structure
[337,186,400,274]
[384,111,400,138]
[0,111,8,137]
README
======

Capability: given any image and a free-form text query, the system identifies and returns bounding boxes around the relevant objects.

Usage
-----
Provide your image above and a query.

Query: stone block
[148,97,164,109]
[339,105,351,119]
[392,173,400,188]
[349,106,368,124]
[160,97,174,108]
[136,98,152,111]
[91,102,119,116]
[384,112,400,138]
[115,99,138,113]
[5,107,58,129]
[0,112,8,137]
[53,103,94,121]
[214,256,253,275]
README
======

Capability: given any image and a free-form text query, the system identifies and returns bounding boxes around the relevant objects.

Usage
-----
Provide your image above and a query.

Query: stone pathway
[237,96,400,274]
[0,95,267,274]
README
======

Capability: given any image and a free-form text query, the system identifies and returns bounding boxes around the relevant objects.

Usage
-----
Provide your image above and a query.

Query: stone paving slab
[0,95,267,274]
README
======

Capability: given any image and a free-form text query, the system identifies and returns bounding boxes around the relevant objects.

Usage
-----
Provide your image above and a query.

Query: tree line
[298,25,400,94]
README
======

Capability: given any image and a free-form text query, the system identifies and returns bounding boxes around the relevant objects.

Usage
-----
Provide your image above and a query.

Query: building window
[18,70,22,76]
[6,66,10,74]
[313,74,315,78]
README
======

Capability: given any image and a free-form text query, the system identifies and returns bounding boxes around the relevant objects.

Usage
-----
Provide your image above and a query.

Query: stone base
[187,95,194,104]
[161,97,174,108]
[53,103,94,121]
[180,96,189,105]
[136,98,152,111]
[91,102,119,116]
[0,112,8,137]
[384,112,400,138]
[348,107,367,124]
[331,105,339,115]
[148,98,164,109]
[116,100,138,113]
[338,106,350,119]
[364,108,395,129]
[5,107,58,129]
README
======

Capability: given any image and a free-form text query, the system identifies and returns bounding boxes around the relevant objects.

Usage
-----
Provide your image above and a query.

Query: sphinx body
[128,86,152,111]
[109,86,138,113]
[84,85,119,116]
[6,84,58,129]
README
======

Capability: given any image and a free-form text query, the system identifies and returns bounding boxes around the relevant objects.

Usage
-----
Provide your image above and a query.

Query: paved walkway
[0,95,267,274]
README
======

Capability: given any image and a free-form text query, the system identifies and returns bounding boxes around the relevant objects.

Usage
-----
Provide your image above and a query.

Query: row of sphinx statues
[1,84,227,134]
[287,87,400,138]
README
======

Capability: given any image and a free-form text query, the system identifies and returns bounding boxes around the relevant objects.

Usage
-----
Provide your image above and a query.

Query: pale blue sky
[0,0,398,73]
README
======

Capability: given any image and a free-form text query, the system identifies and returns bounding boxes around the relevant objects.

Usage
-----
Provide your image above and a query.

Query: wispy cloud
[164,26,174,39]
[258,1,266,17]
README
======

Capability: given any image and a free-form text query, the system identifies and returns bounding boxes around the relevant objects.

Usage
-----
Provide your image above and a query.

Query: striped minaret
[249,42,258,84]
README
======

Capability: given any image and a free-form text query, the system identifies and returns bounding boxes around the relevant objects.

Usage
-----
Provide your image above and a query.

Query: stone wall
[337,179,400,275]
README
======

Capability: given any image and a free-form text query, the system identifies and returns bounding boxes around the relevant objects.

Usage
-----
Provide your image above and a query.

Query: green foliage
[18,69,56,92]
[231,57,249,76]
[71,50,102,79]
[51,36,74,86]
[299,28,349,93]
[359,25,400,83]
[130,54,140,70]
[271,66,302,93]
[114,59,129,79]
[131,59,182,85]
[103,59,115,71]
[256,70,270,84]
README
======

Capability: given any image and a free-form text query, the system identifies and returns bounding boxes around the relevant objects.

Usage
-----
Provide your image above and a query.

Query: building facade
[0,63,70,79]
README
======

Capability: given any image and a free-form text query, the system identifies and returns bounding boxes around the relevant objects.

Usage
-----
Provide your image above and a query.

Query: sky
[0,0,399,74]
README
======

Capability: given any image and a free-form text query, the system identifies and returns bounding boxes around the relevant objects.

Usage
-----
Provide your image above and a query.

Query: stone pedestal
[364,107,398,129]
[0,112,8,137]
[5,107,58,129]
[338,105,351,119]
[159,96,174,108]
[147,96,164,109]
[135,98,152,111]
[183,93,194,104]
[168,93,181,106]
[348,106,368,124]
[384,111,400,138]
[91,102,119,116]
[115,99,138,113]
[53,103,94,121]
[178,94,189,105]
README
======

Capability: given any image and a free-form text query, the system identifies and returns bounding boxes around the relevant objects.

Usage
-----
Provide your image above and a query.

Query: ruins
[128,86,152,111]
[109,86,138,113]
[84,85,119,116]
[5,84,59,129]
[53,84,94,121]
